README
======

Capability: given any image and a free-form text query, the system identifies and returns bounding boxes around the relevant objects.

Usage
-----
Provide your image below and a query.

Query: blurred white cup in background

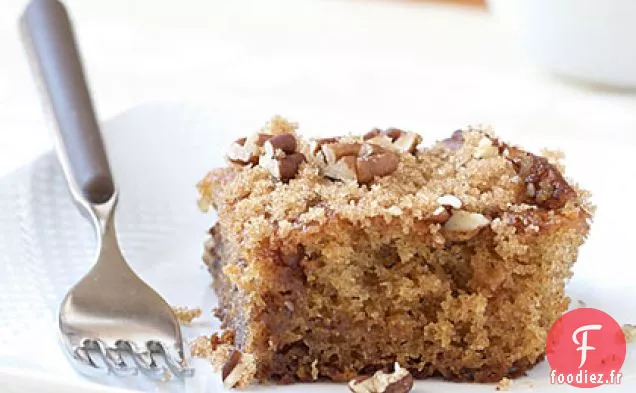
[488,0,636,89]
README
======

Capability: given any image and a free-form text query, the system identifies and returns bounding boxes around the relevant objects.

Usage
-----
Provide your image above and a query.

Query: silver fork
[20,0,193,379]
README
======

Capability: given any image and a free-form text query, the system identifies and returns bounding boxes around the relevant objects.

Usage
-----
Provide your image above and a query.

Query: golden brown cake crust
[197,117,593,384]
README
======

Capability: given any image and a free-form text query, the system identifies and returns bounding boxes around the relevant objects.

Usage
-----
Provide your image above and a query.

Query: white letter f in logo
[572,324,602,368]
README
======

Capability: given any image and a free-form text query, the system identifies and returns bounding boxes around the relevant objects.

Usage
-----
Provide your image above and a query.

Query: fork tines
[73,339,194,379]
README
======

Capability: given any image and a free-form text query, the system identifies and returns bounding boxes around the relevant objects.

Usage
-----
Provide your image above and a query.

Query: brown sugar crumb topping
[443,129,576,210]
[200,119,587,247]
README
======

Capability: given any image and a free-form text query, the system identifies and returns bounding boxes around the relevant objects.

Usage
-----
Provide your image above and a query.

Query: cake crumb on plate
[172,306,202,324]
[623,324,636,343]
[496,377,512,391]
[190,332,255,388]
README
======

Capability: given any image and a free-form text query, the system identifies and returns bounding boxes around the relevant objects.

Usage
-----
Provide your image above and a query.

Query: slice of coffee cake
[196,117,592,384]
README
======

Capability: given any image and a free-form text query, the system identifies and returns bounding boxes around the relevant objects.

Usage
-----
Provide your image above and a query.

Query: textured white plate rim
[0,367,138,393]
[0,101,634,392]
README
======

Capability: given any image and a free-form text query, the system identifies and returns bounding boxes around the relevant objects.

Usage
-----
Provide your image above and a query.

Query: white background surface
[2,0,636,175]
[1,0,636,391]
[488,0,636,87]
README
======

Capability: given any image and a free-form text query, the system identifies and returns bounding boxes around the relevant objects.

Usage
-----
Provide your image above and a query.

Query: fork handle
[21,0,114,204]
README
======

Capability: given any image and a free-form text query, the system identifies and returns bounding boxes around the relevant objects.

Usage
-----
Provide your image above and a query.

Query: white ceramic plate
[0,103,634,392]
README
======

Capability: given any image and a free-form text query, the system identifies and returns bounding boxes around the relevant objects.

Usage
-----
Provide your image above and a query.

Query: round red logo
[546,308,626,388]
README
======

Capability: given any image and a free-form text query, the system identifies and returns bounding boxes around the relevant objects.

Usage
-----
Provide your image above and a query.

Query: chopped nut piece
[359,142,384,158]
[246,132,273,147]
[204,234,217,252]
[357,142,384,159]
[441,130,464,151]
[222,350,242,388]
[508,149,576,209]
[393,132,421,154]
[384,128,404,141]
[284,300,295,312]
[366,135,396,150]
[356,145,399,184]
[473,137,499,159]
[477,137,491,147]
[320,142,399,184]
[259,153,305,181]
[191,334,255,388]
[226,133,276,165]
[324,155,358,182]
[226,138,259,165]
[219,350,257,389]
[259,155,281,178]
[363,128,382,140]
[443,210,491,240]
[348,363,414,393]
[444,210,490,232]
[364,128,421,154]
[526,182,536,198]
[172,306,202,324]
[310,137,339,154]
[311,359,319,380]
[263,133,297,157]
[429,206,450,223]
[387,206,403,216]
[282,153,306,179]
[322,143,362,164]
[437,195,462,209]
